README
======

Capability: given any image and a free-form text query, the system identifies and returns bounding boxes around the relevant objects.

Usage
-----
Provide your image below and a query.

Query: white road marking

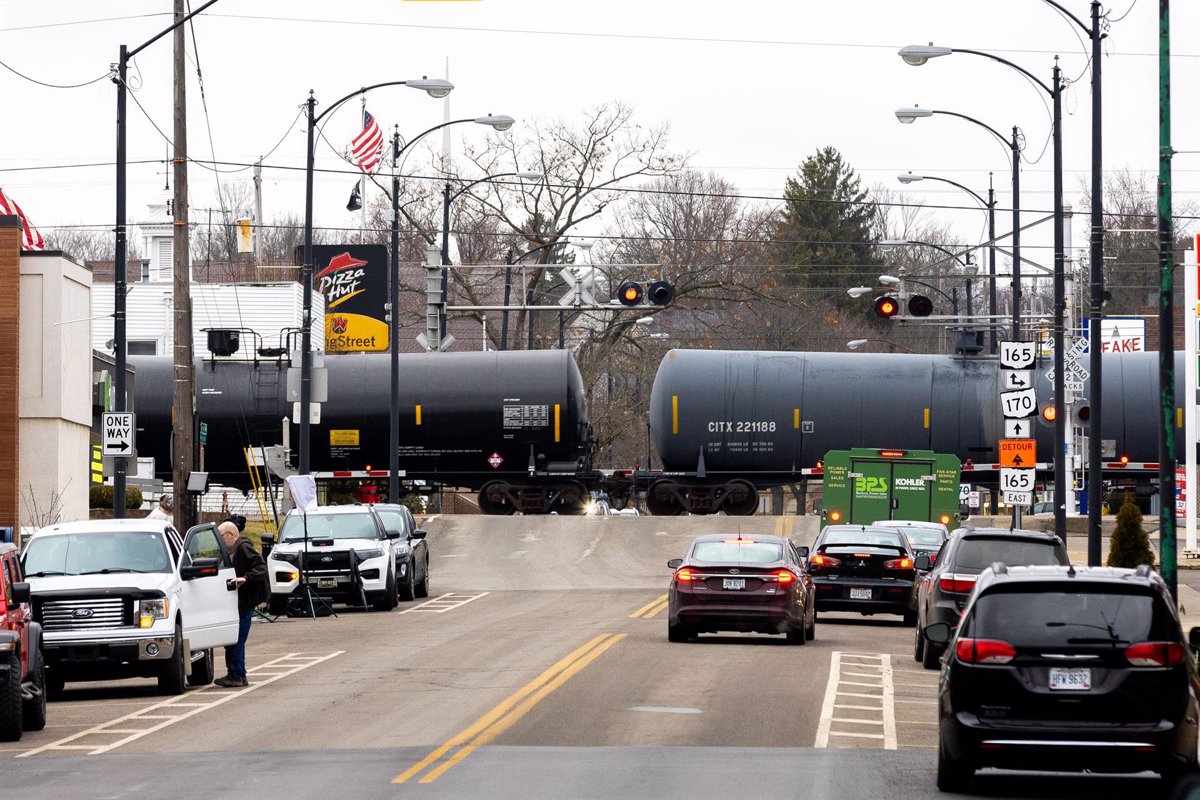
[628,706,703,714]
[398,592,489,614]
[17,651,343,757]
[815,651,897,750]
[575,531,604,564]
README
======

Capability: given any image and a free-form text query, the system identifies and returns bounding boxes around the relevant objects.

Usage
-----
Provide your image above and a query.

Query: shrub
[1106,492,1156,569]
[88,484,145,510]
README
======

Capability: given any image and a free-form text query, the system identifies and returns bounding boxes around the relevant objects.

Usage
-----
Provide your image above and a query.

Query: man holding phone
[215,521,268,687]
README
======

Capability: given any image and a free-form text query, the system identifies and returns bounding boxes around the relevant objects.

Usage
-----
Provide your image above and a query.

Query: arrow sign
[1004,419,1028,438]
[1003,370,1032,389]
[102,412,136,458]
[999,438,1037,468]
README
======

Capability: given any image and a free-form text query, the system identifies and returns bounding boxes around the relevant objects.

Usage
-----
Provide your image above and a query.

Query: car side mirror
[385,530,401,540]
[924,622,952,645]
[914,554,932,571]
[410,530,427,540]
[11,582,30,604]
[667,558,683,569]
[180,557,222,581]
[796,546,809,559]
[1189,627,1200,653]
[260,533,276,546]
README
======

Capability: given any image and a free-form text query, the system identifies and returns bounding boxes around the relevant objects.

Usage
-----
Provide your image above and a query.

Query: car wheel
[22,648,46,732]
[373,569,397,612]
[268,596,289,616]
[187,648,215,687]
[923,640,942,670]
[667,622,691,643]
[914,624,926,663]
[398,559,416,602]
[156,624,187,696]
[936,736,973,793]
[0,653,23,742]
[45,669,65,698]
[903,608,918,627]
[415,558,430,599]
[786,624,806,645]
[805,608,816,641]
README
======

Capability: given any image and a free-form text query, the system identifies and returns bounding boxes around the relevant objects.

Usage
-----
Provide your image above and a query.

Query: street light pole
[111,0,222,517]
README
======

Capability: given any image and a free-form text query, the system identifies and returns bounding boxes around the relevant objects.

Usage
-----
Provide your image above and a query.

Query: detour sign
[999,439,1036,468]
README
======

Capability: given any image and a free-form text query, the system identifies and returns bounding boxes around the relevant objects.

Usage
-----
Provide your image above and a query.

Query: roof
[690,533,789,544]
[285,504,376,517]
[955,527,1062,542]
[976,564,1164,593]
[33,518,175,537]
[0,542,15,556]
[820,524,908,535]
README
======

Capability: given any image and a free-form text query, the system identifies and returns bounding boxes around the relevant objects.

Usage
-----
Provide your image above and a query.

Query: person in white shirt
[146,494,173,523]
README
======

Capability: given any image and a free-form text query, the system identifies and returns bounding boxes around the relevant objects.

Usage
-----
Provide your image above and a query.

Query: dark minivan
[927,564,1199,792]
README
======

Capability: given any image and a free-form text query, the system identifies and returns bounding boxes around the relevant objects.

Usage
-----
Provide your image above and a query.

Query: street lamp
[894,108,1021,344]
[111,0,222,516]
[900,43,1068,542]
[299,78,453,477]
[439,168,542,348]
[384,113,514,503]
[896,171,998,353]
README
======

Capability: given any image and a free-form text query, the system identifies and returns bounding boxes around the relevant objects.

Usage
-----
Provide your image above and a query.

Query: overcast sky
[2,0,1197,273]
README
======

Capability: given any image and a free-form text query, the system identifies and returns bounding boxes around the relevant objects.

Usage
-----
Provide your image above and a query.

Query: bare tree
[45,228,142,266]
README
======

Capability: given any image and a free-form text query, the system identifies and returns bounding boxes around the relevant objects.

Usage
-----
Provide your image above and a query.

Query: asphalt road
[0,515,1182,799]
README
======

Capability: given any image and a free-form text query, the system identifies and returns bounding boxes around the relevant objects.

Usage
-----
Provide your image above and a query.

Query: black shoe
[214,675,248,688]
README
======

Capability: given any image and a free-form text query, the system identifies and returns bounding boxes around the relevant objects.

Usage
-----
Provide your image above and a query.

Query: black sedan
[666,534,815,644]
[872,519,950,566]
[808,525,918,625]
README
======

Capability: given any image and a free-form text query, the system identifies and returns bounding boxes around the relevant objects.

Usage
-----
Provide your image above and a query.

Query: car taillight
[955,638,1016,665]
[675,568,695,583]
[939,574,976,594]
[884,557,914,570]
[775,570,796,584]
[1125,641,1185,667]
[809,554,841,568]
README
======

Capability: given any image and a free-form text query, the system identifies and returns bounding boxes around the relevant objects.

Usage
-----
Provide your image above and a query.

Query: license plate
[317,577,337,590]
[1048,667,1091,691]
[850,588,872,600]
[722,578,746,590]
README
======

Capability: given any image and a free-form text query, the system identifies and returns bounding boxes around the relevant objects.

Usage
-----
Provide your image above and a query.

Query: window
[823,530,904,548]
[2,558,13,605]
[184,527,228,567]
[692,541,783,564]
[955,538,1065,571]
[128,340,157,356]
[897,527,944,546]
[967,588,1173,646]
[23,532,172,575]
[280,512,378,542]
[375,510,409,537]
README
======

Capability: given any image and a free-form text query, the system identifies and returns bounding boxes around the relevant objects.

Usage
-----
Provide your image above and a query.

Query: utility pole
[253,159,263,265]
[1158,0,1178,601]
[172,0,196,530]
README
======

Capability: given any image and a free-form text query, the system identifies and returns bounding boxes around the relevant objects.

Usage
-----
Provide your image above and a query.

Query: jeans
[224,610,254,679]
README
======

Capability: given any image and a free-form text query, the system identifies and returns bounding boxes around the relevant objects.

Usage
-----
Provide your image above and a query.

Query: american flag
[350,109,383,174]
[0,187,45,251]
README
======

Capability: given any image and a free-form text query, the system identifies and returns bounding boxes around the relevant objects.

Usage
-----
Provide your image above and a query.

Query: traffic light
[908,295,934,317]
[874,295,901,319]
[617,281,644,306]
[615,280,675,307]
[1038,402,1057,427]
[1070,398,1091,426]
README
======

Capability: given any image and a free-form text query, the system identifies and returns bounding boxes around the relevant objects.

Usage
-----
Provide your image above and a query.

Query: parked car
[914,527,1069,669]
[263,504,426,612]
[21,519,240,695]
[372,504,431,602]
[667,534,815,644]
[926,564,1199,792]
[872,519,951,565]
[0,543,45,741]
[808,524,918,625]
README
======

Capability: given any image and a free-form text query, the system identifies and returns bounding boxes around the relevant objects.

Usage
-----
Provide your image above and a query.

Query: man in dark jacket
[215,521,268,687]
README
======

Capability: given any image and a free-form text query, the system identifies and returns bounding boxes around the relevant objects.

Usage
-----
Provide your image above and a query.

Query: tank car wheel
[646,480,686,516]
[721,480,759,516]
[554,481,589,515]
[479,482,517,515]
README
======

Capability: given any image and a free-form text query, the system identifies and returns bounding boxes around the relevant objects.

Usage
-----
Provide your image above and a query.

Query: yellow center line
[419,633,627,784]
[629,594,668,618]
[641,598,670,619]
[392,633,618,784]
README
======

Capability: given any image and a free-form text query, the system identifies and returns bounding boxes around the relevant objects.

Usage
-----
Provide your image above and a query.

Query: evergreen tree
[773,147,881,308]
[1106,492,1156,568]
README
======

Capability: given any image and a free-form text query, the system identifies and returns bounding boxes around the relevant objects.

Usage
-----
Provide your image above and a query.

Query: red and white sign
[1100,318,1146,354]
[487,453,504,469]
[1178,465,1187,519]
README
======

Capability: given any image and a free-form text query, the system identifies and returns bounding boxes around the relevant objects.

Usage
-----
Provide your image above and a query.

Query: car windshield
[280,512,378,542]
[22,531,172,576]
[894,527,944,546]
[967,588,1173,646]
[691,541,782,563]
[955,538,1065,571]
[822,530,904,548]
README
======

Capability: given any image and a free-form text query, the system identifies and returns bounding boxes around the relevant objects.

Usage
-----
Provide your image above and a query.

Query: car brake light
[809,554,841,568]
[955,638,1016,665]
[1125,641,1185,667]
[775,570,796,584]
[939,574,976,594]
[883,557,914,570]
[675,568,695,583]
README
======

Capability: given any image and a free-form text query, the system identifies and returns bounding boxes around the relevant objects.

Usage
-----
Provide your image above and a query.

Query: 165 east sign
[311,244,389,353]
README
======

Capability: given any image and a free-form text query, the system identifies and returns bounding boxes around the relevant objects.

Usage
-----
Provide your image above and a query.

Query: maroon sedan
[666,534,815,644]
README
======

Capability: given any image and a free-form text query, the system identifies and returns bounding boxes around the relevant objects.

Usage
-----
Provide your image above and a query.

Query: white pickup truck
[20,519,241,695]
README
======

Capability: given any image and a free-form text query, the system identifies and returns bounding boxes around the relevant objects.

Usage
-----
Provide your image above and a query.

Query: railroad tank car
[130,350,594,514]
[646,349,1175,515]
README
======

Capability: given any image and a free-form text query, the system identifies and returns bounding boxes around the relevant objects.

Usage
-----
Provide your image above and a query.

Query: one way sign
[102,412,136,458]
